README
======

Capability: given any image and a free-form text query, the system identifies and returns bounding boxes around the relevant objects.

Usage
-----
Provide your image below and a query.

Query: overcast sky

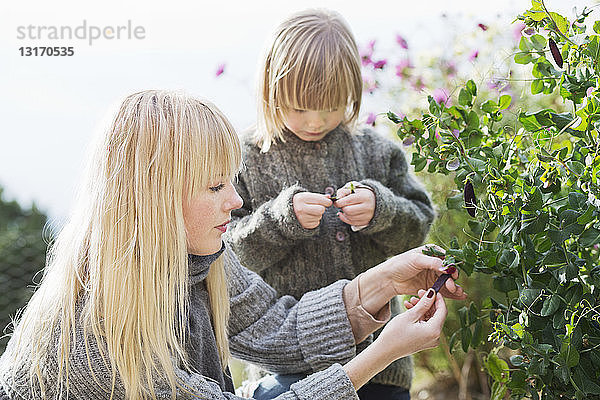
[0,0,591,224]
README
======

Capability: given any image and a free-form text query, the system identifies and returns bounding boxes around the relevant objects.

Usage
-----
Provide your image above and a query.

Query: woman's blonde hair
[255,8,363,151]
[3,90,241,399]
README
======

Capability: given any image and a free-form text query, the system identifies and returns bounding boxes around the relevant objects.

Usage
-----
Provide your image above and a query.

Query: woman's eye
[209,183,225,192]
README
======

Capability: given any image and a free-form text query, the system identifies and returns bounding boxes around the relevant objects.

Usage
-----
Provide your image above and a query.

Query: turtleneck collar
[188,243,226,285]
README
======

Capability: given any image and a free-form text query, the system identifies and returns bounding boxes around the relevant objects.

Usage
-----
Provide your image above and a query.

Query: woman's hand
[343,289,447,390]
[382,244,467,300]
[292,192,332,229]
[377,289,447,361]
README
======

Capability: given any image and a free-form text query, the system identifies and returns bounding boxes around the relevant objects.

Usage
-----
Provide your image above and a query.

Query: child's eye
[293,109,306,113]
[209,183,225,192]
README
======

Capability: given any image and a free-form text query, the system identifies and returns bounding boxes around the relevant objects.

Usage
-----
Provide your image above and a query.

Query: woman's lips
[215,220,230,233]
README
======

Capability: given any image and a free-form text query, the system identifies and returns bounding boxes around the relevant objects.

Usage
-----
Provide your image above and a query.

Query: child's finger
[337,211,352,225]
[305,193,333,207]
[302,204,327,217]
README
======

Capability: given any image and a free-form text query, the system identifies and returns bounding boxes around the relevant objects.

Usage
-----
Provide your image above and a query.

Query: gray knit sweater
[226,125,435,388]
[0,247,365,399]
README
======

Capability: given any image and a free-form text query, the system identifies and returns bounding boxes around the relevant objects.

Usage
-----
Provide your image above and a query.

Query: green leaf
[560,340,580,368]
[523,187,543,211]
[577,205,596,225]
[594,21,600,34]
[540,295,560,316]
[498,95,512,110]
[471,319,484,348]
[579,228,600,247]
[519,112,543,131]
[521,212,549,234]
[531,79,544,94]
[446,193,463,210]
[386,111,403,124]
[530,34,547,50]
[461,327,472,353]
[466,79,477,96]
[549,12,569,35]
[458,88,472,107]
[515,52,534,64]
[486,353,510,383]
[481,100,499,114]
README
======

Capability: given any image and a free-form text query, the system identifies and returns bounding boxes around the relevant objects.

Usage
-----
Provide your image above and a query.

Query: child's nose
[306,111,325,129]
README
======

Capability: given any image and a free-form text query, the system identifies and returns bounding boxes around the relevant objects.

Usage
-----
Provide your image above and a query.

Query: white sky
[0,0,591,224]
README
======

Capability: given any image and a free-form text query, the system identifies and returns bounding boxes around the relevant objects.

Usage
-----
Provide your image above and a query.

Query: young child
[226,9,435,400]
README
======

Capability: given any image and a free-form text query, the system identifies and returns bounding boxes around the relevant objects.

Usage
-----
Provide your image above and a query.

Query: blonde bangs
[276,30,361,114]
[184,99,242,198]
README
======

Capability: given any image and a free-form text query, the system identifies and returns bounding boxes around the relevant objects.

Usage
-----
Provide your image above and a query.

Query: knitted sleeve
[356,134,435,254]
[226,173,318,274]
[225,248,357,373]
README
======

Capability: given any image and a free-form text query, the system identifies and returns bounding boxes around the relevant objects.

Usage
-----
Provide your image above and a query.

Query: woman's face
[182,180,243,255]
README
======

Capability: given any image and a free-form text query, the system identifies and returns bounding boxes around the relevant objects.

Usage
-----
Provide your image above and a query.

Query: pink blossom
[215,63,225,77]
[513,22,526,42]
[452,129,460,139]
[366,112,377,126]
[363,76,378,93]
[469,50,479,62]
[478,23,488,31]
[396,34,408,49]
[360,40,376,66]
[373,59,387,69]
[411,76,426,91]
[395,59,412,78]
[432,88,450,105]
[444,60,457,78]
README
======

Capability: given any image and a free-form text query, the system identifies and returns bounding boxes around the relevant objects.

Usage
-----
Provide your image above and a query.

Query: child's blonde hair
[255,8,363,151]
[2,90,241,399]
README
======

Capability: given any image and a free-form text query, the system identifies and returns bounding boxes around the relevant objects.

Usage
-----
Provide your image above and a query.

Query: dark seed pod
[464,179,477,217]
[548,38,563,68]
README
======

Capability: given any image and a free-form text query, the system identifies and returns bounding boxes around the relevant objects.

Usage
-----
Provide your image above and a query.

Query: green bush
[0,187,48,352]
[388,2,600,398]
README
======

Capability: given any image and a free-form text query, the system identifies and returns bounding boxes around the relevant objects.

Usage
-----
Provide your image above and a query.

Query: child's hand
[293,192,332,229]
[334,183,375,227]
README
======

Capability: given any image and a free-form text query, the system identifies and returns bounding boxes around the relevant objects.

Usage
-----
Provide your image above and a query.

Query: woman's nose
[225,184,243,211]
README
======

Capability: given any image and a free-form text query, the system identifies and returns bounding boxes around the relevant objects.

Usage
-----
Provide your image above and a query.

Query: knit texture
[0,247,359,399]
[226,125,435,388]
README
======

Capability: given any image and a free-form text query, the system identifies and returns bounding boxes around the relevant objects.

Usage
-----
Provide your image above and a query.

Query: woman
[0,90,464,399]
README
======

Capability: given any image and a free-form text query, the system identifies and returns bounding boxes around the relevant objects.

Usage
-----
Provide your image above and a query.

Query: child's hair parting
[1,90,241,399]
[255,8,363,151]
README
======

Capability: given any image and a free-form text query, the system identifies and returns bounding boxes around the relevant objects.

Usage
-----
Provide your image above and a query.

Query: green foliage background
[0,187,48,352]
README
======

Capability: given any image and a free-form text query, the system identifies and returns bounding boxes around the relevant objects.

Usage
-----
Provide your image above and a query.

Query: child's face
[182,180,243,255]
[282,107,345,142]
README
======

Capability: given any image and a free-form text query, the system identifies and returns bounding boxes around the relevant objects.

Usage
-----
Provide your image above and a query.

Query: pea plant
[389,1,600,398]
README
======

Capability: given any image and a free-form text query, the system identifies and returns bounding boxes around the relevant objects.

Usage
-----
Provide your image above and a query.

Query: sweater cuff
[357,179,397,234]
[296,280,356,371]
[289,364,358,400]
[342,275,391,344]
[271,184,320,240]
